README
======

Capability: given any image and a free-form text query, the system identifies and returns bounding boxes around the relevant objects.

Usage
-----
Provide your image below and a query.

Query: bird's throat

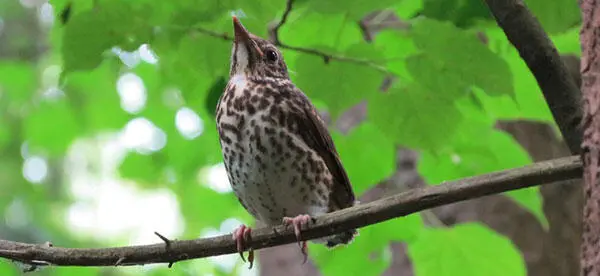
[230,74,248,88]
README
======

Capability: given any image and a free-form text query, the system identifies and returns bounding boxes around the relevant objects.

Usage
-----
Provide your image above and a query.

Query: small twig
[191,26,394,75]
[277,43,391,73]
[154,232,175,268]
[114,257,125,266]
[192,27,231,41]
[154,232,172,249]
[269,0,294,45]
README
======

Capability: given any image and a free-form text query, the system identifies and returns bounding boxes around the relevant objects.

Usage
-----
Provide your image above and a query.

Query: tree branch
[484,0,583,154]
[0,156,582,268]
[269,0,294,45]
[191,26,393,75]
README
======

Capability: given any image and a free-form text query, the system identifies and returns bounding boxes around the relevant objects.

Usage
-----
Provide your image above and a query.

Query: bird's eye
[266,50,278,62]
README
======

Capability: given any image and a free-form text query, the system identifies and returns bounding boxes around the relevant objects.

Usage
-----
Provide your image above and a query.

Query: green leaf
[311,214,423,276]
[410,18,514,98]
[204,77,228,119]
[129,106,222,182]
[394,0,424,19]
[164,126,223,179]
[176,183,250,235]
[483,26,553,121]
[421,0,492,28]
[331,121,395,195]
[408,223,526,276]
[278,12,363,52]
[0,260,18,276]
[234,0,288,37]
[65,59,130,132]
[23,99,82,155]
[551,26,581,55]
[523,0,580,34]
[0,116,11,151]
[418,120,547,227]
[55,266,102,276]
[301,0,400,20]
[294,43,385,119]
[119,152,164,187]
[0,61,37,105]
[368,82,463,150]
[49,0,95,21]
[61,0,153,73]
[158,33,230,109]
[373,30,417,79]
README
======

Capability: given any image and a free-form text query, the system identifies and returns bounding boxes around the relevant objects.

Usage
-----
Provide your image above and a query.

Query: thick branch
[0,156,582,267]
[484,0,583,154]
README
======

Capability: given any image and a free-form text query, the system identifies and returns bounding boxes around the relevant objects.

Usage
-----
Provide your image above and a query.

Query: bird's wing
[294,89,356,211]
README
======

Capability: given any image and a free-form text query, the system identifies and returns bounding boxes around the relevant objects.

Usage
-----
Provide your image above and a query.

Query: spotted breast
[216,75,333,226]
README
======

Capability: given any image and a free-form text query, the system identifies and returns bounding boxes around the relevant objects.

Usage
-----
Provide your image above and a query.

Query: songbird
[215,16,357,268]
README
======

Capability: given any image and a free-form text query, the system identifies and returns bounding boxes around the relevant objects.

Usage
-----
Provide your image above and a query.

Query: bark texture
[580,0,600,274]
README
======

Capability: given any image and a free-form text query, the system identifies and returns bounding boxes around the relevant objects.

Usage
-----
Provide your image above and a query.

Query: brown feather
[294,89,356,211]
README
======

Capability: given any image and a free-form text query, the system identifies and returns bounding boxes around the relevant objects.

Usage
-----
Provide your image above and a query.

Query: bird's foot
[232,224,254,269]
[283,214,312,264]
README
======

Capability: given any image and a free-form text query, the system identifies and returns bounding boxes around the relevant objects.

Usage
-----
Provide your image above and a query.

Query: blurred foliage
[0,0,581,275]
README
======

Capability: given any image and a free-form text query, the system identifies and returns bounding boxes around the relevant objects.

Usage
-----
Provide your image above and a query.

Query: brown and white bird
[215,16,357,267]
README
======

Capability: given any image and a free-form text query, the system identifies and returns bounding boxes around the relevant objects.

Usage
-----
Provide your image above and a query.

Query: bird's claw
[232,224,254,268]
[283,214,312,264]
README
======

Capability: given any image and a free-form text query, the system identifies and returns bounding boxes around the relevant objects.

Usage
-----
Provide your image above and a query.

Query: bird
[215,16,358,268]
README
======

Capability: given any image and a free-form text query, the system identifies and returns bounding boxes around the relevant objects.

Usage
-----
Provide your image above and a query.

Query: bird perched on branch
[215,16,358,268]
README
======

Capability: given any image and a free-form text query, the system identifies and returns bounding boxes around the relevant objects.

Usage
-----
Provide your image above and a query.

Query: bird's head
[230,16,289,80]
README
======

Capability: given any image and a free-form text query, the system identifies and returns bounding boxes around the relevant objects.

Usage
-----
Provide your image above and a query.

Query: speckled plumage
[216,17,357,265]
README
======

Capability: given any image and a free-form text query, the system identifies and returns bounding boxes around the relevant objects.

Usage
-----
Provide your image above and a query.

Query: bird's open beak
[232,16,263,57]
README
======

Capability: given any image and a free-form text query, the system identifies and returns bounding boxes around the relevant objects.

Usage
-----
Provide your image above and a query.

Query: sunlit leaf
[408,223,526,276]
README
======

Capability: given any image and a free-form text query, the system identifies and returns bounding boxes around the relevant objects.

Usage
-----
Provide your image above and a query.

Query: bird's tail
[316,200,360,247]
[325,228,358,248]
[311,228,358,247]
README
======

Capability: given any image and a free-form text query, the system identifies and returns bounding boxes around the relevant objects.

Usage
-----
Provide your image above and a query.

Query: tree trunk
[579,0,600,274]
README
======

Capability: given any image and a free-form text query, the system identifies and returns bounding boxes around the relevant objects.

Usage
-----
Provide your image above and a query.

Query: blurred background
[0,0,583,275]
